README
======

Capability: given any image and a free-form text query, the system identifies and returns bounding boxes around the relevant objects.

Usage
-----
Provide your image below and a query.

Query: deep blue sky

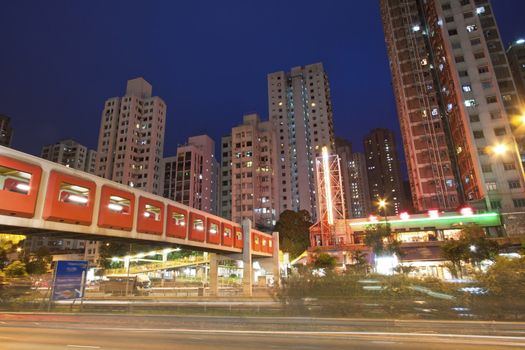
[1,1,525,163]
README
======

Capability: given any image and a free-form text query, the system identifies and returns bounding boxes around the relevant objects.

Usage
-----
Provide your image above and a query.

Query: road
[0,314,524,349]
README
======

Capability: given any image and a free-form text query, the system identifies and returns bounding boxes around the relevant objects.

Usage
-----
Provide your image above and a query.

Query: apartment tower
[506,39,525,109]
[0,114,13,147]
[380,0,525,235]
[41,139,97,174]
[348,153,373,218]
[95,77,166,195]
[218,135,233,220]
[268,63,335,220]
[335,138,372,218]
[364,129,406,215]
[228,113,279,230]
[162,135,218,214]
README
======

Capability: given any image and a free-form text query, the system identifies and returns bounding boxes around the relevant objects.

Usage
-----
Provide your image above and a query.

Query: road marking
[81,327,525,343]
[0,321,6,324]
[67,345,100,349]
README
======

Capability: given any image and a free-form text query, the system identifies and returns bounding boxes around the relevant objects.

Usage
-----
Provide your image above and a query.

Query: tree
[441,224,499,277]
[0,234,26,269]
[4,261,28,277]
[441,240,465,278]
[346,251,369,275]
[22,246,51,275]
[311,253,337,271]
[274,210,313,259]
[363,223,401,256]
[460,224,499,267]
[475,256,525,319]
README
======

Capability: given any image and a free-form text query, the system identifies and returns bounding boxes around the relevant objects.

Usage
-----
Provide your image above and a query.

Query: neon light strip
[322,146,334,225]
[349,212,500,227]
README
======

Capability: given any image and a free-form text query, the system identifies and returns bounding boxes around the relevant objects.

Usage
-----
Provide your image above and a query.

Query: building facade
[41,139,97,173]
[348,152,372,218]
[335,138,353,219]
[162,135,218,214]
[364,129,405,215]
[0,114,13,147]
[506,39,525,111]
[268,63,335,220]
[95,77,166,195]
[228,113,279,230]
[219,135,233,220]
[380,0,525,235]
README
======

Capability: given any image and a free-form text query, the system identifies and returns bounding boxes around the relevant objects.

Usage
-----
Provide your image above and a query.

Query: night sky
[1,1,525,168]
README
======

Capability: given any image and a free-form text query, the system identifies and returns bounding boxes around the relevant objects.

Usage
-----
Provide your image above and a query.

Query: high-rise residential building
[380,0,525,236]
[348,152,372,218]
[162,135,218,214]
[41,139,97,173]
[268,63,335,221]
[227,113,279,230]
[507,38,525,108]
[335,138,353,218]
[335,137,372,218]
[0,114,13,147]
[364,129,405,215]
[95,77,166,195]
[219,135,232,220]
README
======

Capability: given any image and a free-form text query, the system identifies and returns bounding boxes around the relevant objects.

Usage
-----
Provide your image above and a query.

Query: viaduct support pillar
[209,253,219,296]
[242,219,252,297]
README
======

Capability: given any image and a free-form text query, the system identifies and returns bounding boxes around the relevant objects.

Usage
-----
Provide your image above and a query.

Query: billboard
[51,260,88,301]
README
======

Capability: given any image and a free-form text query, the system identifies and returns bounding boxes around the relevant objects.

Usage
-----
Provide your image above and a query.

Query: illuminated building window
[466,24,478,32]
[462,84,472,92]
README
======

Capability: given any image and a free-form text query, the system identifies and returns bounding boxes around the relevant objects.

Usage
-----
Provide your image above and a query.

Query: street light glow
[378,199,387,209]
[460,207,474,216]
[492,143,508,156]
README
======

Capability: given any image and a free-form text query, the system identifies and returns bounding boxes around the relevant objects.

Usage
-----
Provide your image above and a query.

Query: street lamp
[377,198,388,223]
[492,143,508,156]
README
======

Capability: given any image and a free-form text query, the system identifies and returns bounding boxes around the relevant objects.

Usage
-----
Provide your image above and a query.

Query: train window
[255,236,260,244]
[58,182,89,207]
[262,238,267,246]
[193,218,204,231]
[209,223,218,235]
[0,165,31,195]
[143,204,160,221]
[223,227,232,238]
[269,240,273,248]
[108,195,131,214]
[236,230,242,240]
[172,212,185,226]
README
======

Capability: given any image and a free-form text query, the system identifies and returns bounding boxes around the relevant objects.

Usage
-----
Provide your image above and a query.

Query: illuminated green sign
[349,212,501,229]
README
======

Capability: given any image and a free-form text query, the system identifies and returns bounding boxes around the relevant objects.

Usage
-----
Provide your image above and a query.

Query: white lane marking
[77,327,525,343]
[0,321,6,324]
[372,341,398,345]
[67,346,101,349]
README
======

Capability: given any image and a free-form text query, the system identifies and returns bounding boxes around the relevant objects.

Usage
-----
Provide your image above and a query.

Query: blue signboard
[52,260,88,301]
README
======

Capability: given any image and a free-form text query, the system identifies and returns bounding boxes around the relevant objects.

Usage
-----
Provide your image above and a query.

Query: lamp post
[378,198,388,224]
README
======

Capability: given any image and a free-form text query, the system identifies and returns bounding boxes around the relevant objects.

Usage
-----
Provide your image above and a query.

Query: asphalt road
[0,314,524,350]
